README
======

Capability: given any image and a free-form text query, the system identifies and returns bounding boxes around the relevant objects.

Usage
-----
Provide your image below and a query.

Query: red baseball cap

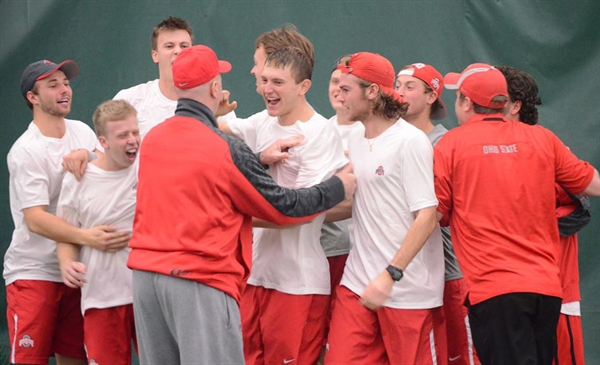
[444,63,508,109]
[172,45,232,90]
[397,63,447,120]
[338,52,403,103]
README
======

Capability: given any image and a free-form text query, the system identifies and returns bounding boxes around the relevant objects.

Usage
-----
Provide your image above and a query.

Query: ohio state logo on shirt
[375,166,385,176]
[19,334,34,347]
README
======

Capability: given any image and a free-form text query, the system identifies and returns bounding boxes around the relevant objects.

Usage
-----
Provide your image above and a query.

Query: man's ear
[298,79,312,96]
[151,49,159,64]
[366,83,380,100]
[210,81,220,98]
[427,91,439,106]
[509,99,522,116]
[99,136,109,150]
[26,91,38,106]
[459,96,474,113]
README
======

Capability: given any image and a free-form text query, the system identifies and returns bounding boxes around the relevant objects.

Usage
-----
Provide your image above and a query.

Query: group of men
[4,15,599,365]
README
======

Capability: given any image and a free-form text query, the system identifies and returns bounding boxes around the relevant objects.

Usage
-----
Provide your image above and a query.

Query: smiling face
[28,70,72,118]
[328,69,344,112]
[251,45,268,95]
[99,114,140,170]
[395,74,437,121]
[152,29,192,80]
[261,64,306,119]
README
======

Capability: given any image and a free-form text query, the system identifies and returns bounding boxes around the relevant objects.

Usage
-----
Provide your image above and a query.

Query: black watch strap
[386,265,404,281]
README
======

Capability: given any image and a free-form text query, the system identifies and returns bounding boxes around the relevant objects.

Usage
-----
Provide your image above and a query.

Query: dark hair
[496,65,542,125]
[151,16,193,50]
[265,46,313,83]
[25,83,39,111]
[255,24,314,69]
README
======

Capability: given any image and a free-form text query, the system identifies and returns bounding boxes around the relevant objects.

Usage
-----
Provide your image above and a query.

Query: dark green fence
[1,0,598,363]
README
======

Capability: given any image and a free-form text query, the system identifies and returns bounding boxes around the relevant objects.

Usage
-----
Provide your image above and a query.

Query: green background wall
[1,0,598,363]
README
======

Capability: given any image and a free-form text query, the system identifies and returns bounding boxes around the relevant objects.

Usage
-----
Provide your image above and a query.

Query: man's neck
[277,100,314,126]
[404,113,435,135]
[33,112,67,138]
[92,154,128,172]
[362,114,396,139]
[158,76,178,101]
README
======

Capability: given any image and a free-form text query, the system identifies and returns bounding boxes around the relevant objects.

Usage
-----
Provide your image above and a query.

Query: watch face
[386,265,403,281]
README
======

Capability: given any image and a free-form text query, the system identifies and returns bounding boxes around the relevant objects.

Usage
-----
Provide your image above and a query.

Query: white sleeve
[226,110,266,152]
[402,134,438,212]
[9,147,50,210]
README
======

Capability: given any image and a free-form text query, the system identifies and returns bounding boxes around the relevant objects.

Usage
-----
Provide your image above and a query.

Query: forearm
[389,206,438,270]
[324,199,352,223]
[24,208,87,245]
[56,242,81,270]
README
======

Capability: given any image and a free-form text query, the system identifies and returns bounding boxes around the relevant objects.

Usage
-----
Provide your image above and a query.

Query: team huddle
[4,15,600,365]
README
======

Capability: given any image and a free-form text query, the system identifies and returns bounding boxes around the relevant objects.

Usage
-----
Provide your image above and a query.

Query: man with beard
[4,60,130,364]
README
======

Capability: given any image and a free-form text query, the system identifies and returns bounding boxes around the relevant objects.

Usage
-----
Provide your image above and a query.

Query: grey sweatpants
[132,270,244,365]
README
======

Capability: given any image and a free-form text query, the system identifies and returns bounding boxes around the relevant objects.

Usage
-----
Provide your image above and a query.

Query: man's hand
[62,149,89,181]
[83,225,130,252]
[216,90,238,117]
[61,261,87,288]
[334,163,357,200]
[259,135,305,166]
[360,270,394,310]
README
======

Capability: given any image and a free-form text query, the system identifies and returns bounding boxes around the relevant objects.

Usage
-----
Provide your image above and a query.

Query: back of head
[93,99,137,137]
[338,52,408,120]
[445,63,508,114]
[255,23,315,69]
[496,65,542,125]
[151,16,194,50]
[265,46,313,83]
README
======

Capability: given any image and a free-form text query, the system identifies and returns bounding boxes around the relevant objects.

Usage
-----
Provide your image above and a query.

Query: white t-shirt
[319,116,364,257]
[4,120,98,285]
[57,163,137,313]
[114,79,236,139]
[341,119,444,309]
[330,115,364,152]
[228,110,348,295]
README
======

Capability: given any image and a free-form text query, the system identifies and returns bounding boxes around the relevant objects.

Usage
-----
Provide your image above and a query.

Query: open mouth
[126,148,138,161]
[265,97,280,107]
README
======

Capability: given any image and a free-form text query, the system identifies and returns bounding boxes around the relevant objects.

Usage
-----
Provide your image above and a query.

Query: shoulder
[303,113,334,134]
[65,119,96,135]
[8,125,43,162]
[113,79,157,103]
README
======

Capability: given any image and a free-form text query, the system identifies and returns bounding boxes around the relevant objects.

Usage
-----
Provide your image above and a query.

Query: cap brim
[443,72,460,90]
[38,60,79,81]
[218,60,232,74]
[431,97,448,120]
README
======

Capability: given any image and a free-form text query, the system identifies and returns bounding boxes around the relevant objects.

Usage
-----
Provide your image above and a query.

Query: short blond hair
[93,99,137,137]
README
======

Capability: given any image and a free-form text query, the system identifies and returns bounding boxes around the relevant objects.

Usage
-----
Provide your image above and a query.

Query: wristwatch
[386,265,404,281]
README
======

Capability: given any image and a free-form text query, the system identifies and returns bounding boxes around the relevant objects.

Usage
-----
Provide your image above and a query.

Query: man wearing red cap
[325,52,445,365]
[4,60,130,364]
[434,63,600,365]
[127,45,356,364]
[396,63,478,365]
[498,65,588,365]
